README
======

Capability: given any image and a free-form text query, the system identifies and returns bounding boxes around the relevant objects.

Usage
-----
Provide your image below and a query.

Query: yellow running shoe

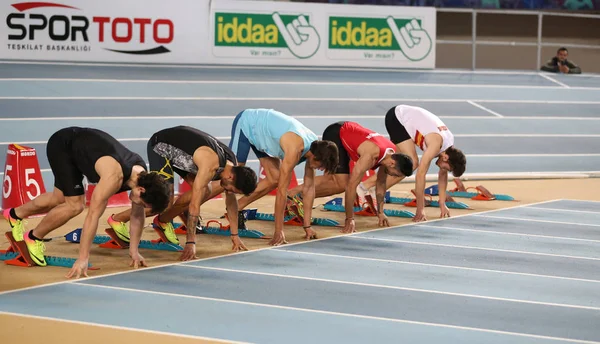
[152,216,179,244]
[3,208,25,241]
[287,194,305,219]
[23,230,46,266]
[107,215,130,243]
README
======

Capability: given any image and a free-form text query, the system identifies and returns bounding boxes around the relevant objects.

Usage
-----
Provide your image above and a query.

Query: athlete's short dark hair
[446,146,466,177]
[391,153,414,177]
[137,171,170,213]
[232,166,258,196]
[309,140,339,174]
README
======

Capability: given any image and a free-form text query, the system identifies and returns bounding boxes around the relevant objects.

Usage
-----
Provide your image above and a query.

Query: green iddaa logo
[329,16,432,61]
[215,12,320,59]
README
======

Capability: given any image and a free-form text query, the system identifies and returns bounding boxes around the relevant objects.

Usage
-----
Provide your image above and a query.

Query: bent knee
[67,202,85,216]
[264,173,280,189]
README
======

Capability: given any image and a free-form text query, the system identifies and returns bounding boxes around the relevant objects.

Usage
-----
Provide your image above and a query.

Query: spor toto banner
[209,0,436,68]
[0,0,209,63]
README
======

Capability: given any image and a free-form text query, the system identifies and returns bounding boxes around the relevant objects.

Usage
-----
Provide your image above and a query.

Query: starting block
[171,214,203,235]
[426,179,517,201]
[244,208,341,227]
[64,228,184,252]
[171,211,269,239]
[1,232,98,269]
[201,220,269,239]
[323,198,415,218]
[173,222,192,235]
[385,191,471,210]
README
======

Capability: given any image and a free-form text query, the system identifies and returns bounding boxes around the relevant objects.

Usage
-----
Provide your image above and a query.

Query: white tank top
[394,105,454,154]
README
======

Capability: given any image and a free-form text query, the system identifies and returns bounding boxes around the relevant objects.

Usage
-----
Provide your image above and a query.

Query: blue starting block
[0,250,95,269]
[323,198,414,218]
[425,185,439,196]
[428,180,516,201]
[0,252,18,260]
[65,228,184,252]
[448,191,515,201]
[171,219,268,239]
[247,209,340,227]
[385,193,470,210]
[201,226,266,239]
[428,200,470,209]
[1,231,99,269]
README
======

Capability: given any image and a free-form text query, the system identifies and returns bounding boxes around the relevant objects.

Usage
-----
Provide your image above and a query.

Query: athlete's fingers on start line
[66,260,89,279]
[232,240,248,252]
[304,227,318,240]
[130,259,148,269]
[179,247,199,261]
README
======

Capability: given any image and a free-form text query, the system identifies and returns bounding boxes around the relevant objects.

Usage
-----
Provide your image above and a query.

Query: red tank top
[339,122,396,167]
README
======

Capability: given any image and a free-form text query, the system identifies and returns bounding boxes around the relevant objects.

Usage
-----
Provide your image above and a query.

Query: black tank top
[68,127,146,192]
[149,126,237,180]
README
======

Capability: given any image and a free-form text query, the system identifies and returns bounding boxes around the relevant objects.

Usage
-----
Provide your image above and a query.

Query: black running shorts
[46,128,85,197]
[147,140,189,184]
[384,106,412,144]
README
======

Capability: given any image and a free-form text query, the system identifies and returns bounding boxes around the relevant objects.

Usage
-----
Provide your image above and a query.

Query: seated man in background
[216,108,339,246]
[2,127,170,278]
[361,105,467,222]
[288,121,414,234]
[107,125,258,261]
[540,47,582,74]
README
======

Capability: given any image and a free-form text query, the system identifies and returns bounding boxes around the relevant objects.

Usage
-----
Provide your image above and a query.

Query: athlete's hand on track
[66,258,89,279]
[342,218,356,233]
[378,214,390,227]
[179,243,198,261]
[413,210,427,222]
[303,226,317,240]
[231,236,248,252]
[269,231,288,246]
[439,205,451,219]
[129,251,147,269]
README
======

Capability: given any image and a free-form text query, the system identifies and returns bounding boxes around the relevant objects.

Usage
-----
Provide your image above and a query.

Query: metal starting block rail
[384,191,471,209]
[202,220,268,239]
[425,179,517,201]
[64,228,184,252]
[244,208,340,227]
[172,220,269,239]
[323,198,415,218]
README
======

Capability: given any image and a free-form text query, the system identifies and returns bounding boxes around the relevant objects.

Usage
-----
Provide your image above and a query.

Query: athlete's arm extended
[224,190,248,251]
[345,144,378,226]
[301,161,317,239]
[413,136,443,222]
[68,159,122,278]
[182,147,219,258]
[128,198,146,266]
[273,133,303,241]
[437,166,450,218]
[375,165,388,218]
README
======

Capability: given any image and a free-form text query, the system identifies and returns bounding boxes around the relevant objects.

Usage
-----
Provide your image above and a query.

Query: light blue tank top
[239,109,317,161]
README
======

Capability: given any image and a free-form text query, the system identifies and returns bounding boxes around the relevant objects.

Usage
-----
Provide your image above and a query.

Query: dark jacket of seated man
[540,47,582,74]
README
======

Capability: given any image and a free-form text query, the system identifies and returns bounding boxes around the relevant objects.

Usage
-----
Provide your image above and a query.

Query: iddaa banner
[209,0,436,68]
